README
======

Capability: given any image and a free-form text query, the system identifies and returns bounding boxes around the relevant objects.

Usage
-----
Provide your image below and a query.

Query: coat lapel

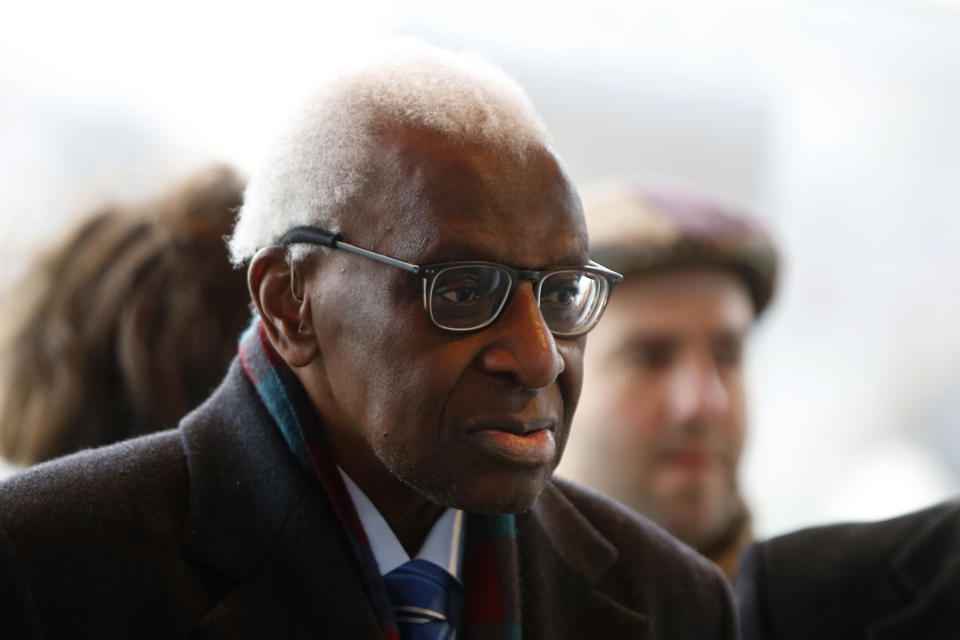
[179,361,382,639]
[868,500,960,640]
[517,481,653,640]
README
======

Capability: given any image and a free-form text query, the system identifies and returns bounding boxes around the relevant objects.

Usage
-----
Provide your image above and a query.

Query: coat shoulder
[0,429,188,537]
[744,498,960,593]
[0,430,211,637]
[737,498,960,640]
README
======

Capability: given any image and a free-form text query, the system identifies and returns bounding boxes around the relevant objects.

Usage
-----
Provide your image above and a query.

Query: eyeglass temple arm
[587,259,624,284]
[275,226,421,274]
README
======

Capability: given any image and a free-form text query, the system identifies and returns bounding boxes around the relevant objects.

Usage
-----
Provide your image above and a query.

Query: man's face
[303,129,588,514]
[563,267,753,548]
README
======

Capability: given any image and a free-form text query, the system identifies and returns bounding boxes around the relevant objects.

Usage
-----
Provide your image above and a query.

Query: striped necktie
[384,558,463,640]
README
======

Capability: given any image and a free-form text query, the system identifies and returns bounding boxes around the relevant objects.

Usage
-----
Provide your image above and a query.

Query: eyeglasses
[276,226,623,337]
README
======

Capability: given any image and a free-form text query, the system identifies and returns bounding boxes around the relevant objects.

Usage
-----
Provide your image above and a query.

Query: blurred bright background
[2,0,960,537]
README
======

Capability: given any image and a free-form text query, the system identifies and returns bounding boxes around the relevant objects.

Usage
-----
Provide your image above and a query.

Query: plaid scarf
[239,320,522,639]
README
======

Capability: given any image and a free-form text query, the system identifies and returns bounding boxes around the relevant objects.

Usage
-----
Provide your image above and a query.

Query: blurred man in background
[0,165,250,466]
[558,180,778,577]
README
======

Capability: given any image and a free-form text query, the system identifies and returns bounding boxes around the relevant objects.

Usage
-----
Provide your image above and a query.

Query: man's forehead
[351,127,588,265]
[421,220,588,269]
[609,270,755,331]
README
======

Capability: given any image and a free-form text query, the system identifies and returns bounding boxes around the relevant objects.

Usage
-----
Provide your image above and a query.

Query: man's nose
[667,355,729,425]
[479,282,565,389]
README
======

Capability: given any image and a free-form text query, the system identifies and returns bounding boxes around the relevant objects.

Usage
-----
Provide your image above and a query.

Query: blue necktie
[384,558,463,640]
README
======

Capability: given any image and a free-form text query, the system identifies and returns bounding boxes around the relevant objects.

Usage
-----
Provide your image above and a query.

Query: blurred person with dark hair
[0,165,250,465]
[558,180,778,578]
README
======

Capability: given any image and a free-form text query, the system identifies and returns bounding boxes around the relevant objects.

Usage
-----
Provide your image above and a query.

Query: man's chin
[413,468,552,515]
[657,494,746,552]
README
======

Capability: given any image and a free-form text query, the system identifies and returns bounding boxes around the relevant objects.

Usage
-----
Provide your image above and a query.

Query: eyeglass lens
[430,266,512,330]
[539,270,607,335]
[428,265,608,335]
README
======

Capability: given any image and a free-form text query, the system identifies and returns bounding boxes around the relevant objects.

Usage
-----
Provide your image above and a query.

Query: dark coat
[0,360,735,639]
[736,499,960,640]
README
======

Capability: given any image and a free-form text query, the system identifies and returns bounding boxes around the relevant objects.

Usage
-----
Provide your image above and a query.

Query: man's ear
[248,246,319,367]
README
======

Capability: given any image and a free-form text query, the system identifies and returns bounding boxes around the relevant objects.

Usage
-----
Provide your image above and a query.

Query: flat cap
[586,180,779,314]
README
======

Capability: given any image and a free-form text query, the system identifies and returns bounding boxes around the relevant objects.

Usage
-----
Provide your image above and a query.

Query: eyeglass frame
[275,226,623,336]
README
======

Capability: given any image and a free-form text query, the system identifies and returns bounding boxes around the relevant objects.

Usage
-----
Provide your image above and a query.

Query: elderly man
[0,44,735,638]
[558,181,778,578]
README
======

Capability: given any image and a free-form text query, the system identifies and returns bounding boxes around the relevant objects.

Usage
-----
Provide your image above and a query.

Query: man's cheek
[557,345,584,411]
[388,370,450,430]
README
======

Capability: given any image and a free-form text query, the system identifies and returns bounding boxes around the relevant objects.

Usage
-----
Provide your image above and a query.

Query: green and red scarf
[239,320,522,639]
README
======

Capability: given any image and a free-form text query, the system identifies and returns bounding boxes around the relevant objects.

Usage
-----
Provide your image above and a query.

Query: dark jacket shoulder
[0,429,187,533]
[0,428,210,637]
[737,499,960,640]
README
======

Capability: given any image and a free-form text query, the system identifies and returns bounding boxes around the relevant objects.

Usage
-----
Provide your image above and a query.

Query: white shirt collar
[338,467,465,580]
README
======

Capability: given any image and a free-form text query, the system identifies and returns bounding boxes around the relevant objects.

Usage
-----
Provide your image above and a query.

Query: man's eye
[440,286,481,303]
[436,279,491,303]
[624,341,674,369]
[543,287,578,305]
[542,278,582,305]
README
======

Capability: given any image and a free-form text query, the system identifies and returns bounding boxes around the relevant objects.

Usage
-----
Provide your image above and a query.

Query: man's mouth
[659,447,720,473]
[465,419,557,467]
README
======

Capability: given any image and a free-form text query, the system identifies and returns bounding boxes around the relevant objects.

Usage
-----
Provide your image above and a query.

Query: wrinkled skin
[559,268,753,550]
[283,129,587,551]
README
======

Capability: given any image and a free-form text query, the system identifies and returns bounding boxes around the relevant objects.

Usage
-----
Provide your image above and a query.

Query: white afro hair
[229,39,552,264]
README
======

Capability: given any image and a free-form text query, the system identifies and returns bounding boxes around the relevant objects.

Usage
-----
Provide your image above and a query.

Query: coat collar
[868,499,960,639]
[527,479,619,584]
[518,480,653,639]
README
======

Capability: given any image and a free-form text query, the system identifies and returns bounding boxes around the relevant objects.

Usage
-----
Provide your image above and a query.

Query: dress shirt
[338,468,465,581]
